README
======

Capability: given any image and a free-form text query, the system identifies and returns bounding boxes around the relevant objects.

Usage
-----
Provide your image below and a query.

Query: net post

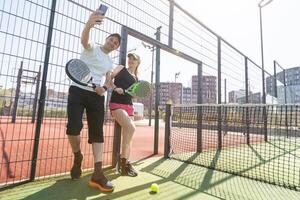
[197,105,203,153]
[164,101,172,158]
[197,62,203,152]
[263,105,268,142]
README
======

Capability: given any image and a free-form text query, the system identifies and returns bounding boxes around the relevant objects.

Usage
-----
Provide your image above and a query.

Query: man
[66,10,120,192]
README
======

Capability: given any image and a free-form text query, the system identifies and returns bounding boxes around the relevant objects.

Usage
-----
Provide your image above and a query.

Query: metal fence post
[273,61,277,98]
[197,62,203,152]
[31,65,41,123]
[30,0,57,181]
[168,0,174,48]
[263,68,268,142]
[245,57,250,144]
[112,26,128,167]
[154,26,162,154]
[11,61,23,123]
[164,103,172,158]
[217,38,222,150]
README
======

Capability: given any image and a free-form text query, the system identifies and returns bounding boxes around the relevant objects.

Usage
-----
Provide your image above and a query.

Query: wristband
[102,85,108,91]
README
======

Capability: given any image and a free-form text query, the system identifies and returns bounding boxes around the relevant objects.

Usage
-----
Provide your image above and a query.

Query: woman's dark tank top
[110,67,137,105]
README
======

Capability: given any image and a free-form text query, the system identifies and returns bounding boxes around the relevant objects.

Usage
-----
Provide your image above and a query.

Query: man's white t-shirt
[71,43,113,93]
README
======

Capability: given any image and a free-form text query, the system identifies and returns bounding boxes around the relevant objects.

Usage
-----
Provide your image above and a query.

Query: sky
[1,0,299,94]
[176,0,300,71]
[125,0,300,93]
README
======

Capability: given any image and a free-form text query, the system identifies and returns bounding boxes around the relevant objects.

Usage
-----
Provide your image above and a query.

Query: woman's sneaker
[117,157,138,177]
[125,162,138,177]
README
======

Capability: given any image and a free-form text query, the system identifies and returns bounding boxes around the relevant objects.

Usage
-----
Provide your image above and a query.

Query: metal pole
[30,0,57,181]
[245,57,250,144]
[12,62,23,123]
[273,61,277,98]
[245,58,249,103]
[154,26,162,154]
[259,5,268,142]
[31,65,41,123]
[112,26,128,167]
[197,62,203,153]
[168,0,174,48]
[217,38,222,150]
[224,78,227,103]
[175,72,180,83]
[148,47,154,126]
[283,69,287,104]
[164,103,172,158]
[259,6,266,105]
[283,69,288,137]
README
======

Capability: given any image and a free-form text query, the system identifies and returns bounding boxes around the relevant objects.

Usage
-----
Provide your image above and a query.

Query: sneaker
[125,162,138,177]
[88,176,114,193]
[118,157,138,177]
[70,152,83,180]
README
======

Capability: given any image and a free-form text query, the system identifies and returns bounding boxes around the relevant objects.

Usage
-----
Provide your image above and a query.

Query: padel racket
[65,59,96,89]
[125,80,151,98]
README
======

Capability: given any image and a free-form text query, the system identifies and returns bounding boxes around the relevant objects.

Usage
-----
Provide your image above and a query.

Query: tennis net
[165,104,300,190]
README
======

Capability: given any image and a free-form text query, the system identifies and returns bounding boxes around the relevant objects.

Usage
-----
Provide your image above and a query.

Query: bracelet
[102,85,107,91]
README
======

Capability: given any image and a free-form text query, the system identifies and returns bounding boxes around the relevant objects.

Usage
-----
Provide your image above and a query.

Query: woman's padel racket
[125,80,151,98]
[65,59,96,89]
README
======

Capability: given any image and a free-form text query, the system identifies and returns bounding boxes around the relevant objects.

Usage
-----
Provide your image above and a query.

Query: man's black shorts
[66,86,105,143]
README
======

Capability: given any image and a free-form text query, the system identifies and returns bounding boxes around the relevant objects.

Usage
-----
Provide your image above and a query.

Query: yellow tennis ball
[150,183,159,193]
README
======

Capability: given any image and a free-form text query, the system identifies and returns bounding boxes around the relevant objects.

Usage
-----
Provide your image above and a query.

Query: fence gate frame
[112,25,203,166]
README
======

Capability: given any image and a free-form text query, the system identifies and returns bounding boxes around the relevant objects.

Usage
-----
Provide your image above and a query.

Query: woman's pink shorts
[109,103,134,116]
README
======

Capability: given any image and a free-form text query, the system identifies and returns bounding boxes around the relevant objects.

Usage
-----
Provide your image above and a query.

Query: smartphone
[96,4,108,16]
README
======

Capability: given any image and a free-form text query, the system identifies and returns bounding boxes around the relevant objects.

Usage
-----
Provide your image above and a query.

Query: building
[228,89,246,103]
[236,92,261,104]
[156,82,182,106]
[266,66,300,104]
[228,89,262,104]
[139,82,182,111]
[277,85,300,104]
[191,75,217,103]
[182,87,191,104]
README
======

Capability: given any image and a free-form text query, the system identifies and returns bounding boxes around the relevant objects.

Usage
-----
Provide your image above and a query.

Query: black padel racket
[65,59,96,89]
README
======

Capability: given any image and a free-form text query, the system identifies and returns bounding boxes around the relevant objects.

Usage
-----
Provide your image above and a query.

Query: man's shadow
[23,168,120,200]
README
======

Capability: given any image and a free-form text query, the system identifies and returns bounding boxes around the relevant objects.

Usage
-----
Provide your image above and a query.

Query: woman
[109,53,141,177]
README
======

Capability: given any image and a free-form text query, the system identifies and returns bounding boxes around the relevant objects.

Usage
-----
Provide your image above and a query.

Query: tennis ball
[150,183,159,193]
